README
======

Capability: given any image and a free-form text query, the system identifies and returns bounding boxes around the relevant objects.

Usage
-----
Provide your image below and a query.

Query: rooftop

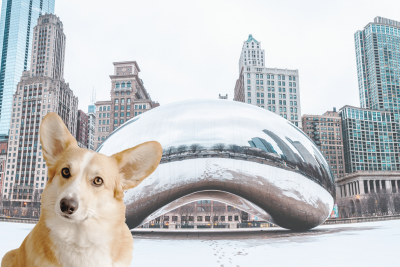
[246,34,259,44]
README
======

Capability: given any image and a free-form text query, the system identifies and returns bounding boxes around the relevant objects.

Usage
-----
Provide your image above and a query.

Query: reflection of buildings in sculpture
[286,137,318,167]
[150,200,255,226]
[262,129,297,163]
[248,137,277,154]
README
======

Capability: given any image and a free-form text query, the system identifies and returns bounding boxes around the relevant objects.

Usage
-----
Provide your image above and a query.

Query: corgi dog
[1,112,162,267]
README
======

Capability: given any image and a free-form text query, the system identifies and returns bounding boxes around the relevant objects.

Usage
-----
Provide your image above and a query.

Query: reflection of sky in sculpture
[97,99,335,230]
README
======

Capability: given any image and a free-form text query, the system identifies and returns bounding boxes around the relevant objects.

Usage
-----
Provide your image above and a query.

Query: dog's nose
[60,198,79,215]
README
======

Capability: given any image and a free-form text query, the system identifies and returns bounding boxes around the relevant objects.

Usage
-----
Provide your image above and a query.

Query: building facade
[1,14,78,214]
[94,100,111,150]
[355,17,400,114]
[0,0,55,139]
[87,104,96,151]
[339,105,400,173]
[336,171,400,217]
[94,61,159,150]
[0,139,7,203]
[76,110,88,149]
[234,35,302,127]
[302,108,345,179]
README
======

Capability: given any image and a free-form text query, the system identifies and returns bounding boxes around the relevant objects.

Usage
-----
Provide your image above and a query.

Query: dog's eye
[93,177,103,186]
[61,168,71,179]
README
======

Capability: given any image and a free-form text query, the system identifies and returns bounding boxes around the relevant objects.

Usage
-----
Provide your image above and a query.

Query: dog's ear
[112,141,162,190]
[40,112,77,170]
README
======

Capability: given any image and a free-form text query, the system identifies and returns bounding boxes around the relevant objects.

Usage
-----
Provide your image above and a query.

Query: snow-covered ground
[1,220,398,266]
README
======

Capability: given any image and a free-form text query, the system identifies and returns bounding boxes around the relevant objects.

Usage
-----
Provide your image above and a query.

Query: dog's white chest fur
[55,241,112,267]
[47,218,123,267]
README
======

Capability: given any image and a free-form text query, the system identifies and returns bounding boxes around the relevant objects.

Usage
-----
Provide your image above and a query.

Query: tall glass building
[342,17,400,173]
[0,0,55,139]
[355,16,400,115]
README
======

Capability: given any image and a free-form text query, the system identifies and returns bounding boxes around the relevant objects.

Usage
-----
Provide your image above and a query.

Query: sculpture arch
[98,99,335,231]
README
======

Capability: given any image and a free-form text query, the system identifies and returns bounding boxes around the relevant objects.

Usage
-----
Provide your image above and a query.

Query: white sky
[51,0,400,115]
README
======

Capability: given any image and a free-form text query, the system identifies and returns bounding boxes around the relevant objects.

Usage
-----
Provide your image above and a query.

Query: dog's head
[39,112,162,223]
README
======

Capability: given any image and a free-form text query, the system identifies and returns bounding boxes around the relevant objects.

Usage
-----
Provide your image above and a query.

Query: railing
[324,214,400,225]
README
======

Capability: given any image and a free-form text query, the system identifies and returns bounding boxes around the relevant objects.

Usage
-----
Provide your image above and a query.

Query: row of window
[249,92,298,99]
[99,106,110,111]
[174,215,239,222]
[248,99,298,106]
[115,82,131,88]
[247,80,297,87]
[246,73,297,81]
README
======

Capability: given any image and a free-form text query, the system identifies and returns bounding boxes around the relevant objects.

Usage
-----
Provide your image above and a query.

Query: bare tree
[178,203,195,225]
[393,193,400,214]
[228,144,242,154]
[213,143,225,152]
[211,201,226,225]
[189,143,203,153]
[376,190,390,215]
[177,145,188,154]
[165,146,176,156]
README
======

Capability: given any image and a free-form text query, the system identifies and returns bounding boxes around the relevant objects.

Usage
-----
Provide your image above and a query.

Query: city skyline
[50,0,400,116]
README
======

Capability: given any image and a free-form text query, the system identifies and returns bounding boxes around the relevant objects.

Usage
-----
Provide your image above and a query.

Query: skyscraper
[302,108,346,179]
[234,35,302,127]
[355,17,400,115]
[338,16,400,174]
[0,0,55,139]
[2,14,78,211]
[87,104,96,151]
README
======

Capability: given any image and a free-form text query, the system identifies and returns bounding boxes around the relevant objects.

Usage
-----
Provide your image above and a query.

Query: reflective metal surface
[97,99,335,231]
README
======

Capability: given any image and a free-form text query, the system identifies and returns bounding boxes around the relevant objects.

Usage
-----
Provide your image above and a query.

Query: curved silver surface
[97,99,335,231]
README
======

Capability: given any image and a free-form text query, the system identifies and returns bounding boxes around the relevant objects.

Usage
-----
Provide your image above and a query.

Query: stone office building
[233,35,302,127]
[1,14,78,215]
[336,171,400,217]
[302,108,345,179]
[94,61,159,150]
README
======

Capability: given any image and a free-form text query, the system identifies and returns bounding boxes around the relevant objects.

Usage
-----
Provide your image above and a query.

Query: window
[247,86,251,91]
[115,106,118,110]
[120,119,124,124]
[120,112,124,117]
[127,81,131,87]
[248,92,251,97]
[114,120,118,124]
[116,82,120,88]
[247,79,250,84]
[248,99,251,103]
[121,82,126,88]
[115,99,118,104]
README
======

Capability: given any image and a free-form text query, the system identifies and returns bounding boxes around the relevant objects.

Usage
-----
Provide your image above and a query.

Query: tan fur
[1,113,162,267]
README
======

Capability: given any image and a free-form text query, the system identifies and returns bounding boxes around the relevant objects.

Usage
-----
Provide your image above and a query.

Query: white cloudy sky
[51,0,400,115]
